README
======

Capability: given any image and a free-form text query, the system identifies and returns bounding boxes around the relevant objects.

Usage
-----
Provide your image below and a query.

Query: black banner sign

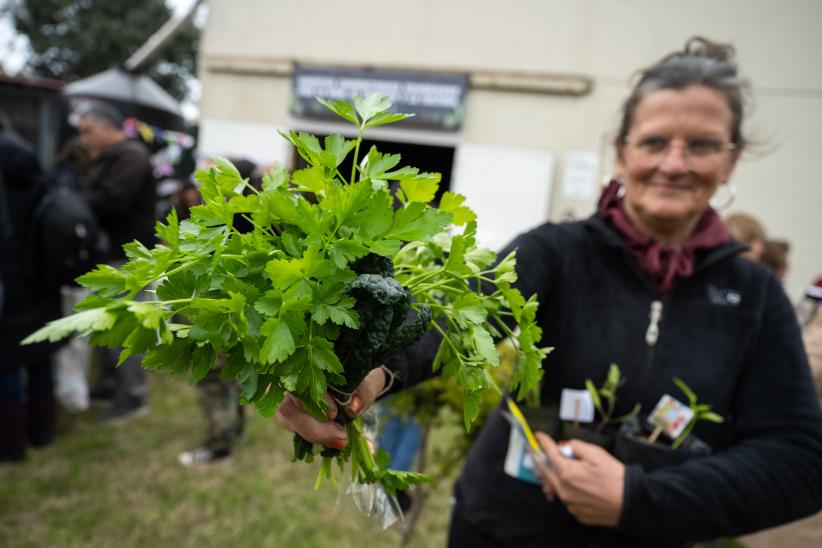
[291,66,468,131]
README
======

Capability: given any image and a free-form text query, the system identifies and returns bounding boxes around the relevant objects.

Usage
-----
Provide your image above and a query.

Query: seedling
[670,377,724,449]
[585,363,641,433]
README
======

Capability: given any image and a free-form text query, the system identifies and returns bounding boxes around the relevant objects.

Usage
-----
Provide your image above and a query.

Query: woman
[277,38,822,546]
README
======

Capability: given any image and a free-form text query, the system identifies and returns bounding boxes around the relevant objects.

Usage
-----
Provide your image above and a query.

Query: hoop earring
[710,182,736,211]
[612,176,625,199]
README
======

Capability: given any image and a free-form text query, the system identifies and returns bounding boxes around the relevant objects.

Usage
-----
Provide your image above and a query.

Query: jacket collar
[583,214,746,295]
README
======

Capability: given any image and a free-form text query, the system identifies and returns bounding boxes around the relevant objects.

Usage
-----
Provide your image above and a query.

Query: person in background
[725,211,766,261]
[52,136,93,191]
[277,38,822,546]
[78,101,156,424]
[798,276,822,396]
[176,159,254,466]
[760,239,790,282]
[0,131,62,461]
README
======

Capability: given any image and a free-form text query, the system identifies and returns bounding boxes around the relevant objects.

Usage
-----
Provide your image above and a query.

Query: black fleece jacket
[82,138,156,259]
[386,214,822,547]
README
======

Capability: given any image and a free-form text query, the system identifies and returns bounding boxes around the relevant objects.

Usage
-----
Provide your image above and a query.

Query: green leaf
[673,377,697,406]
[292,165,330,195]
[142,337,193,379]
[347,190,394,238]
[386,203,452,241]
[190,344,217,383]
[307,337,344,376]
[445,235,472,276]
[452,293,486,327]
[311,302,359,329]
[360,147,401,180]
[212,156,244,192]
[322,134,356,168]
[76,265,127,298]
[470,325,499,366]
[439,191,477,225]
[117,325,157,365]
[702,411,725,423]
[22,308,118,344]
[254,291,282,317]
[585,379,602,410]
[88,312,138,348]
[280,231,303,258]
[399,175,440,203]
[126,301,164,330]
[261,163,289,191]
[253,379,286,417]
[329,239,369,269]
[316,97,359,126]
[363,111,414,130]
[259,317,296,364]
[353,93,392,124]
[156,270,202,302]
[462,389,483,430]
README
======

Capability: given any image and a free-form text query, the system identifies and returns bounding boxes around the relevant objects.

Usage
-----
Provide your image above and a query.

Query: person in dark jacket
[275,38,822,546]
[0,131,62,461]
[77,102,155,423]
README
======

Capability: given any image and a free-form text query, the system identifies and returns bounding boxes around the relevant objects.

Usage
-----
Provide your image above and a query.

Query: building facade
[197,0,822,300]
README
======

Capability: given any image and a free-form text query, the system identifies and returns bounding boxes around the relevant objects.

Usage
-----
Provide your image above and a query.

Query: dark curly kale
[295,254,433,460]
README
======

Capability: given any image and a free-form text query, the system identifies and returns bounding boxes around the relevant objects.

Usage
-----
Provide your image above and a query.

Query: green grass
[0,373,454,548]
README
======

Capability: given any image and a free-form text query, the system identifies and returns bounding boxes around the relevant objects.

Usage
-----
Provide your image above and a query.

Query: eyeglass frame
[622,134,738,171]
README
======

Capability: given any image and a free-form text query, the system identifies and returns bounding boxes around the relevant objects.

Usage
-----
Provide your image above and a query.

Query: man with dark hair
[78,101,156,424]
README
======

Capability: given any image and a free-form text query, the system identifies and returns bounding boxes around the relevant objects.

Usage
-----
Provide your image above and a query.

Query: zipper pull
[645,300,663,346]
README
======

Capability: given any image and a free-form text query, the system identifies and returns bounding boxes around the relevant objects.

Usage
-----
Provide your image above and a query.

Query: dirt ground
[741,512,822,548]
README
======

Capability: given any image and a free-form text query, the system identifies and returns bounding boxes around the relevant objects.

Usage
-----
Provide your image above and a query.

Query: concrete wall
[198,0,822,300]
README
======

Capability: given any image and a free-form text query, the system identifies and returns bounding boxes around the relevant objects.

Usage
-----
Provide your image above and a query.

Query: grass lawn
[0,372,455,548]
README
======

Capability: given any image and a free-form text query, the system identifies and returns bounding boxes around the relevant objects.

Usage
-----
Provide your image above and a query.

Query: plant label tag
[559,389,594,423]
[503,424,542,485]
[649,394,694,439]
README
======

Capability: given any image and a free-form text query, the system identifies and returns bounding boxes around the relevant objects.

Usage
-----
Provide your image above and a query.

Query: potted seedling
[560,363,640,450]
[614,377,721,472]
[668,377,724,449]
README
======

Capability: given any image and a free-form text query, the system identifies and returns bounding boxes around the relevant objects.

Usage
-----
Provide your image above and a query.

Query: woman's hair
[616,37,751,149]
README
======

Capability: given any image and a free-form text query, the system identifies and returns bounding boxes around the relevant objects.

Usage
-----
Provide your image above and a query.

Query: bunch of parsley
[25,93,549,494]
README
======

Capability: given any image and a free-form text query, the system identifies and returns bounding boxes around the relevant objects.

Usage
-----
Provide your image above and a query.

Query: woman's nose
[657,142,690,173]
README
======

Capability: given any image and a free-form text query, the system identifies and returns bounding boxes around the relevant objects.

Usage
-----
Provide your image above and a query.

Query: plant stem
[350,127,363,184]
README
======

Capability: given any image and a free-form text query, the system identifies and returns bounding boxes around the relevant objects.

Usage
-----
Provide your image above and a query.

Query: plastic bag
[54,338,91,412]
[337,407,404,530]
[53,286,91,412]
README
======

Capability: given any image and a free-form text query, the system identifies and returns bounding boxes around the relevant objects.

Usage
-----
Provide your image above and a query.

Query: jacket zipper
[645,299,663,346]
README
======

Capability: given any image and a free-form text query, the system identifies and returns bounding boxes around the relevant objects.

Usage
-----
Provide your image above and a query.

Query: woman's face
[616,85,740,240]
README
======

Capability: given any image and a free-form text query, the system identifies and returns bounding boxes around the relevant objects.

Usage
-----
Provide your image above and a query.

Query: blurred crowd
[0,99,258,466]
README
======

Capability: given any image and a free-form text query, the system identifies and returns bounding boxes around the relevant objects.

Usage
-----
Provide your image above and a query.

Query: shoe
[89,386,115,408]
[100,398,149,425]
[178,447,231,467]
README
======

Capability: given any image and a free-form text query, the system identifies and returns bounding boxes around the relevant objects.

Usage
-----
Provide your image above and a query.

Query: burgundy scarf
[598,179,730,294]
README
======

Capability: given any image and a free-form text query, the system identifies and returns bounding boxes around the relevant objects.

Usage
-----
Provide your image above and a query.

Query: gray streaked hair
[616,37,751,150]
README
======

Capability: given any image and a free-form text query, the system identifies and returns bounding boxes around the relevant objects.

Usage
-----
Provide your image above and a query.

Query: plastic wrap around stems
[335,407,404,530]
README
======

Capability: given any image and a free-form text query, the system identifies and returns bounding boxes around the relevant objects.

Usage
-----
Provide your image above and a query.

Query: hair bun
[683,36,736,63]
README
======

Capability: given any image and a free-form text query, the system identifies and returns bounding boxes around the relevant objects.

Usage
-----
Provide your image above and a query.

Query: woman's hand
[275,367,387,449]
[533,432,626,527]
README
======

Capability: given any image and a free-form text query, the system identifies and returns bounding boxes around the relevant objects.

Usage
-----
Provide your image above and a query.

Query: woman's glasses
[624,135,736,171]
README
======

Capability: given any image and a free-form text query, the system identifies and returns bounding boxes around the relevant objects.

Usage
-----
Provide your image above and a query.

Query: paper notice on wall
[451,143,554,252]
[561,151,599,200]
